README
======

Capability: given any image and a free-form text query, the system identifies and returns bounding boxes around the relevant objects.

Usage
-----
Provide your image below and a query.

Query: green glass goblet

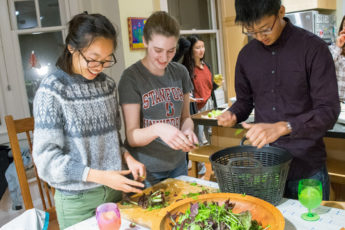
[298,179,322,221]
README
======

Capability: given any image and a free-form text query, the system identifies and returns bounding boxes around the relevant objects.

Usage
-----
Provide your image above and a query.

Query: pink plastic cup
[96,203,121,230]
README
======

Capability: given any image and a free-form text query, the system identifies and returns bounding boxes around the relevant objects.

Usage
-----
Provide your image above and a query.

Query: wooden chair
[188,145,224,181]
[5,115,58,229]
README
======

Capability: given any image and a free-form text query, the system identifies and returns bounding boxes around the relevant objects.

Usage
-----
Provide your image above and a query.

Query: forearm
[290,44,341,139]
[276,121,292,137]
[122,151,134,163]
[230,101,253,123]
[180,117,194,132]
[86,168,106,185]
[289,106,339,139]
[126,124,160,147]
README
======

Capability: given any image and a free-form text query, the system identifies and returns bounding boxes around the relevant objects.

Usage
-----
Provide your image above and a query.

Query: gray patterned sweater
[33,69,123,192]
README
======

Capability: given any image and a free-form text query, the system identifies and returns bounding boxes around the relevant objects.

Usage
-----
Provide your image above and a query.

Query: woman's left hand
[124,152,146,181]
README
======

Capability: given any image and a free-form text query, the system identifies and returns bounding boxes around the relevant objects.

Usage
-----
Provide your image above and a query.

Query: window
[0,0,73,143]
[161,0,225,106]
[6,0,66,115]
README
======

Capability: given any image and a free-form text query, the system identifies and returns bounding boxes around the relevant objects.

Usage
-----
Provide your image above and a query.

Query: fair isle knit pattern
[33,69,123,192]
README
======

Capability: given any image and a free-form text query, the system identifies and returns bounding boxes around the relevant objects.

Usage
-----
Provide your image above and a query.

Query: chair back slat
[25,131,33,153]
[5,115,55,216]
[43,182,53,208]
[13,118,34,134]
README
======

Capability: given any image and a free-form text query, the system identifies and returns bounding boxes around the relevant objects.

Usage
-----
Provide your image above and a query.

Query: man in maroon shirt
[217,0,340,200]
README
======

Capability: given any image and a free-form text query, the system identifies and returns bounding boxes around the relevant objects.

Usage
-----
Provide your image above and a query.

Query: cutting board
[117,178,218,228]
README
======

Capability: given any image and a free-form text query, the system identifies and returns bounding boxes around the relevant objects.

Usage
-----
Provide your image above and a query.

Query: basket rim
[209,145,293,166]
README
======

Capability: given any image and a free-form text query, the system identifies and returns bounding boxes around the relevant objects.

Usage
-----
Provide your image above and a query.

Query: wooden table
[66,176,345,230]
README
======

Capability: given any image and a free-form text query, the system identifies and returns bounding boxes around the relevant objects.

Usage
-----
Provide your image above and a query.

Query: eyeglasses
[242,15,278,37]
[78,50,117,69]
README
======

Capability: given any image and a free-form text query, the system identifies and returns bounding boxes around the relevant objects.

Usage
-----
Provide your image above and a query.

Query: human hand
[182,128,199,152]
[336,31,345,48]
[241,121,289,149]
[102,170,144,193]
[190,97,197,102]
[216,111,237,127]
[124,152,146,181]
[154,123,195,151]
[190,97,203,102]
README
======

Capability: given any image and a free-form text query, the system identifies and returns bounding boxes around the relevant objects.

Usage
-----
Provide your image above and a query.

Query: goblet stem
[307,208,313,217]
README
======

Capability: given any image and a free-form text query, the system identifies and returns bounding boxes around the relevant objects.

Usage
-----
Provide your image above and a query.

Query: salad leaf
[168,200,269,230]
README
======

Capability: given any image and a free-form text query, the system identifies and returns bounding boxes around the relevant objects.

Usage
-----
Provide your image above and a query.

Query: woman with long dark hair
[182,35,219,144]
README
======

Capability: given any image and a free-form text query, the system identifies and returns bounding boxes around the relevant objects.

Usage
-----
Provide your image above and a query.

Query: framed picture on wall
[127,17,146,50]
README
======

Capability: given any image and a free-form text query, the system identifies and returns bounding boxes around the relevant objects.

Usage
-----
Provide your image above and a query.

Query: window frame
[160,0,225,79]
[0,0,76,143]
[160,0,226,106]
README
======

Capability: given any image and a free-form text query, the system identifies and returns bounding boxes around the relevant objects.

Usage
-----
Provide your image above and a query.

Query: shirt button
[272,51,276,55]
[272,107,276,111]
[271,89,274,93]
[272,70,275,74]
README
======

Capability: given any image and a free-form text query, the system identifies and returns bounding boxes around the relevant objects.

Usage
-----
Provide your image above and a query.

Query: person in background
[182,35,219,145]
[172,36,191,62]
[329,15,345,102]
[217,0,340,200]
[32,13,145,229]
[118,11,198,187]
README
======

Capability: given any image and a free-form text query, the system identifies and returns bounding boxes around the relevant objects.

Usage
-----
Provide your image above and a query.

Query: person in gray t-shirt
[119,11,199,187]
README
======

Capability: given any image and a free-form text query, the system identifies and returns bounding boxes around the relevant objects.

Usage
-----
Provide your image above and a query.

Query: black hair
[172,36,191,62]
[56,12,117,74]
[182,35,203,79]
[235,0,281,27]
[143,11,180,43]
[338,15,345,35]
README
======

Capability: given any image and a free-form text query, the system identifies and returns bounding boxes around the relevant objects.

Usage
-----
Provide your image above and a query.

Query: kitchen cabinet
[282,0,336,13]
[219,0,248,100]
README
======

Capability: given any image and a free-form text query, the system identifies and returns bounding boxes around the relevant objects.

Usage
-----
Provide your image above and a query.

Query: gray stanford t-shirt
[118,60,193,172]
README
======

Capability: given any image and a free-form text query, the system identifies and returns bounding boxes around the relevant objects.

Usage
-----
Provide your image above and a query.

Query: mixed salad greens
[121,182,217,211]
[207,110,222,118]
[122,190,169,211]
[167,199,270,230]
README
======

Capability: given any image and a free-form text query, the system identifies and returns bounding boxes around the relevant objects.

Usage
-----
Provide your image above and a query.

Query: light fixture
[35,65,49,76]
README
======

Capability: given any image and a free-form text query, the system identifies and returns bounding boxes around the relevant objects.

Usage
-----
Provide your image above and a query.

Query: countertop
[66,176,345,230]
[191,110,345,139]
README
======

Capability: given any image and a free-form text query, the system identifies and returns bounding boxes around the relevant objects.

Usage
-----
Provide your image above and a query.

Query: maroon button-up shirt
[230,18,340,180]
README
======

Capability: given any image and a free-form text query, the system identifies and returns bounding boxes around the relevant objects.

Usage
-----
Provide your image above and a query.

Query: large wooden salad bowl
[155,193,285,230]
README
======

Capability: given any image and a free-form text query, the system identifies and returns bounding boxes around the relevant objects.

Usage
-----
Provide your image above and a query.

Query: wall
[118,0,156,67]
[219,0,248,101]
[73,0,126,84]
[336,0,345,29]
[74,0,160,138]
[77,0,160,68]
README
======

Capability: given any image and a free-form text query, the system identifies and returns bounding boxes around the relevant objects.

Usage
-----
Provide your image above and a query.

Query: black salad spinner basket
[210,138,292,205]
